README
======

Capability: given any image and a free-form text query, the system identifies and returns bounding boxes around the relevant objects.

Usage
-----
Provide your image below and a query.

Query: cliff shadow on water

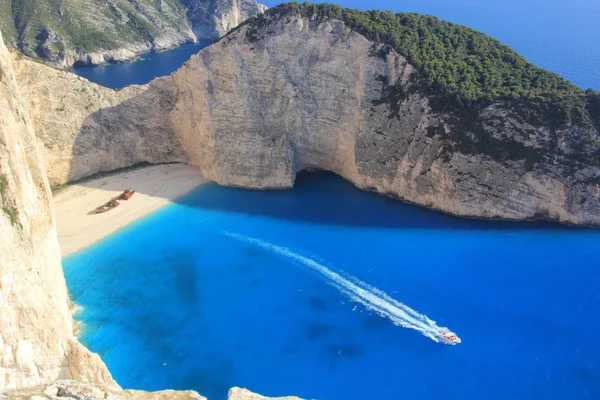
[65,144,576,232]
[173,170,579,231]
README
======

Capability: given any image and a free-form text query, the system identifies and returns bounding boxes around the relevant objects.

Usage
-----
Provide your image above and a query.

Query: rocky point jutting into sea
[1,2,600,399]
[0,0,267,68]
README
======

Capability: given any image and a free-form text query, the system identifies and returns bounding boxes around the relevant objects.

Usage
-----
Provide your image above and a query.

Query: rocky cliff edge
[14,11,600,226]
[0,30,115,390]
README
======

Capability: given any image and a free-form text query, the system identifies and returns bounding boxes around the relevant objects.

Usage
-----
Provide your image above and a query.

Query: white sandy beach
[53,163,208,255]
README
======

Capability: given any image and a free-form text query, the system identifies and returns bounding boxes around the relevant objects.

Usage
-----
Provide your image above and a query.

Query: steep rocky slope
[0,31,114,390]
[182,0,268,40]
[15,6,600,225]
[0,0,265,67]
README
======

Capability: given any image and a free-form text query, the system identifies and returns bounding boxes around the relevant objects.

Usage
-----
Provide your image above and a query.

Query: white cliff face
[183,0,267,40]
[10,58,154,186]
[0,33,115,390]
[13,15,600,226]
[165,15,600,225]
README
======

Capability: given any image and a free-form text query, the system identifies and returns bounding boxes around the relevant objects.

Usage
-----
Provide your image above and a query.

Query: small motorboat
[437,329,461,345]
[118,189,135,200]
[94,198,119,214]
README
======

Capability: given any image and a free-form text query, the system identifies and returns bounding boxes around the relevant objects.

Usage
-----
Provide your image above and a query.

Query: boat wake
[225,232,460,345]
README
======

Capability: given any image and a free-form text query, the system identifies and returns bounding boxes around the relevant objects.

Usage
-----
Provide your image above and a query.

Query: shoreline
[53,163,208,256]
[66,39,210,69]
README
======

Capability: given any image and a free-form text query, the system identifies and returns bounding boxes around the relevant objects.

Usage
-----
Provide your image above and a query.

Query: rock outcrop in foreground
[2,380,205,400]
[0,32,114,390]
[2,381,303,399]
[15,6,600,226]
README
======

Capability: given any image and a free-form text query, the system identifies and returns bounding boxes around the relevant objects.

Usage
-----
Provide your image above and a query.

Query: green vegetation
[243,2,599,130]
[586,90,600,133]
[244,11,269,43]
[237,2,600,170]
[0,173,18,226]
[372,75,409,119]
[0,0,194,59]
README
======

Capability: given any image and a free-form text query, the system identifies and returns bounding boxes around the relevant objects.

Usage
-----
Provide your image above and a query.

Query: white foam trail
[225,232,460,344]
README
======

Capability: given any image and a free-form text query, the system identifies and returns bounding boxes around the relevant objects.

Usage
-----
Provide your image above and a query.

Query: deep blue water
[72,1,599,90]
[70,41,212,89]
[265,0,600,91]
[64,172,600,400]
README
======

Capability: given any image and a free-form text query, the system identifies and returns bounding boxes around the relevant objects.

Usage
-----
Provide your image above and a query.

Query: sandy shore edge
[53,163,208,255]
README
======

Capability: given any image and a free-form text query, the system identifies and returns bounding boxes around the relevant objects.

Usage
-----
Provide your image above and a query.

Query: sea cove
[70,41,213,89]
[3,0,600,399]
[64,173,600,400]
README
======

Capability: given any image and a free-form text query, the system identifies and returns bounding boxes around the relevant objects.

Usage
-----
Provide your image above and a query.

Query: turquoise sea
[64,1,600,399]
[64,173,600,400]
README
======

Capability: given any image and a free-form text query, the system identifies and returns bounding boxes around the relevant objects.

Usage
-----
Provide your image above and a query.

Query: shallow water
[64,172,600,400]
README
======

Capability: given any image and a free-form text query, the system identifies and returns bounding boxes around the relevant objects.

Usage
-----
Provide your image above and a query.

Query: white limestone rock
[13,14,600,226]
[228,387,304,400]
[0,32,116,391]
[1,380,206,399]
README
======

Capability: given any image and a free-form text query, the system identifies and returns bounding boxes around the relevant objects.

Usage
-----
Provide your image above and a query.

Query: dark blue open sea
[64,173,600,400]
[74,0,600,90]
[70,41,213,89]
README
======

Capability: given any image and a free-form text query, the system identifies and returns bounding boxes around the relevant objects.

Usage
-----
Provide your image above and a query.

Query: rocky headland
[12,3,600,226]
[1,1,600,399]
[0,0,266,68]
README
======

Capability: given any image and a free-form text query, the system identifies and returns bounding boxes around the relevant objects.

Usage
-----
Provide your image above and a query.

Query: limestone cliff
[3,5,599,399]
[1,29,305,399]
[0,0,266,68]
[9,58,172,186]
[0,31,115,390]
[14,11,600,226]
[182,0,268,40]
